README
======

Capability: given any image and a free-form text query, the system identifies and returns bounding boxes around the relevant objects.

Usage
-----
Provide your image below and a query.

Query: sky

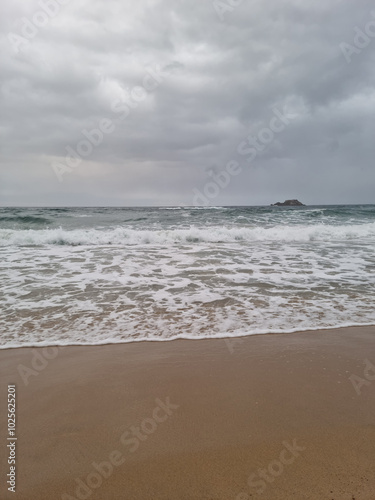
[1,0,375,206]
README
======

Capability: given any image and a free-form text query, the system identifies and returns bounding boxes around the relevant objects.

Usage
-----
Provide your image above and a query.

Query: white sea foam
[1,236,374,348]
[2,322,375,350]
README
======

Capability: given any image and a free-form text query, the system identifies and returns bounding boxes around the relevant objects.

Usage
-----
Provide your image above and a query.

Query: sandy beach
[1,326,375,499]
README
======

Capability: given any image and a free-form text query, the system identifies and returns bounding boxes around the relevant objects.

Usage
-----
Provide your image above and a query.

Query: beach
[2,0,375,495]
[1,325,374,499]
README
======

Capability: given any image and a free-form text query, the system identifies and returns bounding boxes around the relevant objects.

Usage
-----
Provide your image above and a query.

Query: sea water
[0,205,374,348]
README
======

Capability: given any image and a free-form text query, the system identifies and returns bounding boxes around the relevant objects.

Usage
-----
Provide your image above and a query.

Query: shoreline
[0,325,374,499]
[1,322,375,351]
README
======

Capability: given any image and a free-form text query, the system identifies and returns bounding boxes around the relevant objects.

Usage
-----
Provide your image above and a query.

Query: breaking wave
[1,222,375,246]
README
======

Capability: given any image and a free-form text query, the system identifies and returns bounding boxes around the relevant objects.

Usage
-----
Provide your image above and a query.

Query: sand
[0,326,375,499]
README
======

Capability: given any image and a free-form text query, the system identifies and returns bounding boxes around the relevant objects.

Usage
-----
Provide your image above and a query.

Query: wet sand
[0,326,375,499]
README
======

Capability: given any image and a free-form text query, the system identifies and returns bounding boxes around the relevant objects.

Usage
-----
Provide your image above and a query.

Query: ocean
[1,205,374,349]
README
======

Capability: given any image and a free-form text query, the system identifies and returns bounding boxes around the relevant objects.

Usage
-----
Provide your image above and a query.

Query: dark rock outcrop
[271,199,305,206]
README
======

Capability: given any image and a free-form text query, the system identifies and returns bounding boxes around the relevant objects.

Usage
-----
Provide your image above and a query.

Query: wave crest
[1,223,375,246]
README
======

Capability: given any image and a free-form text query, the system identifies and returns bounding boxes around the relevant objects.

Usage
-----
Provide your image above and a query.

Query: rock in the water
[271,199,305,206]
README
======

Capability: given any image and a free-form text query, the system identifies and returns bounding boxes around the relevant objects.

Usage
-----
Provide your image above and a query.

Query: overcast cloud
[1,0,375,206]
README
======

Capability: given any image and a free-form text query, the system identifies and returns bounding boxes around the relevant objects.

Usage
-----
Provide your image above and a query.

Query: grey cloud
[1,0,375,206]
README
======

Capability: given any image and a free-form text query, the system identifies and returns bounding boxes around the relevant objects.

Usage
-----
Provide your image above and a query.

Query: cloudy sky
[1,0,375,206]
